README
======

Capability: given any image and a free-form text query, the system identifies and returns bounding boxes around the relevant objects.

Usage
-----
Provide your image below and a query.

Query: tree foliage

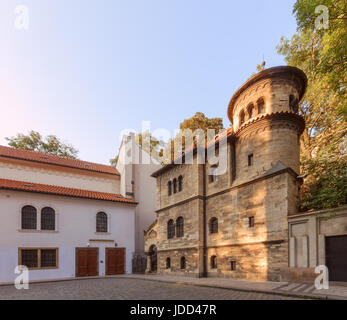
[277,0,347,210]
[164,112,224,162]
[6,131,79,159]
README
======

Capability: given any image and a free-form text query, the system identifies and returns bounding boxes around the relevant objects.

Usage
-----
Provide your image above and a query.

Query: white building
[0,145,137,283]
[116,133,161,256]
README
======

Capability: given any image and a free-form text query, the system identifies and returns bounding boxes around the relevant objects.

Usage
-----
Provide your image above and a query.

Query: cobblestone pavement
[0,278,303,300]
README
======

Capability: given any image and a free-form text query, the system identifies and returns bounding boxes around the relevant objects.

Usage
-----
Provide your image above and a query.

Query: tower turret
[228,66,307,181]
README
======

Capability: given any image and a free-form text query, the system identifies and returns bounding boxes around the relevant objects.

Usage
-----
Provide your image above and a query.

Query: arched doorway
[149,245,157,272]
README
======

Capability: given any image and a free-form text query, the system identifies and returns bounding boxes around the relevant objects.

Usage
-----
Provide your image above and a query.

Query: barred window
[210,255,217,269]
[21,249,38,268]
[166,257,171,269]
[167,219,175,239]
[209,217,218,234]
[176,217,184,237]
[41,207,55,230]
[41,249,57,268]
[180,256,186,269]
[21,206,37,230]
[19,248,58,269]
[168,181,172,196]
[178,175,183,192]
[96,212,107,232]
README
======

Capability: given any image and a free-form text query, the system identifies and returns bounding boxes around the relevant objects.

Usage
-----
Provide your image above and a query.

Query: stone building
[145,66,309,281]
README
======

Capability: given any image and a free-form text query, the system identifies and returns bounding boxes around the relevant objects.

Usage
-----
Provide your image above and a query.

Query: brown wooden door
[326,235,347,282]
[106,248,125,275]
[76,248,99,277]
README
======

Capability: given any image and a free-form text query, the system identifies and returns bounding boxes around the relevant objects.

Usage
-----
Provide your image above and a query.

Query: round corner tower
[227,66,307,182]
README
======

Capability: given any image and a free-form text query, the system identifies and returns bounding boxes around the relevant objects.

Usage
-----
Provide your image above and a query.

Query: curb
[117,275,337,300]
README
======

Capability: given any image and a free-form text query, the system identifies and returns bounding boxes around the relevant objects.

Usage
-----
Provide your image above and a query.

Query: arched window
[96,212,107,232]
[21,206,37,230]
[289,95,299,112]
[257,98,265,114]
[239,110,245,125]
[178,175,183,192]
[168,181,172,196]
[173,178,177,194]
[210,255,217,269]
[167,219,175,239]
[166,257,171,269]
[41,207,55,230]
[247,103,255,119]
[180,256,186,269]
[176,217,184,237]
[209,217,218,234]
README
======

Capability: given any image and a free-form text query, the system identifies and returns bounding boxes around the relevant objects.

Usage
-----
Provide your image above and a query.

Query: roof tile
[0,178,135,204]
[0,145,119,176]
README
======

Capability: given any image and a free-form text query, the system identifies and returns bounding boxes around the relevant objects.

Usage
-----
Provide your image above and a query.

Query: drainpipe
[202,163,207,278]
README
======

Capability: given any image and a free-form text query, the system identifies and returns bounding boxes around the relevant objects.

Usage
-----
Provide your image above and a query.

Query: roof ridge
[0,177,135,204]
[0,145,119,176]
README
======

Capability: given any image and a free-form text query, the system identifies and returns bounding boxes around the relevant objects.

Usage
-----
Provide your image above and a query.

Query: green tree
[277,0,347,210]
[6,131,79,159]
[164,112,224,162]
[110,131,166,166]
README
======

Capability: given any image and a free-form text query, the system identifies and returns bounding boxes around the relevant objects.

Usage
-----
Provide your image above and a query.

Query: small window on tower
[257,98,265,114]
[230,260,236,271]
[248,154,253,166]
[249,216,255,228]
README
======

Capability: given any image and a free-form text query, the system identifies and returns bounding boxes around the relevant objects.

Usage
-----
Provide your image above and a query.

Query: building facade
[145,66,309,281]
[0,145,137,283]
[116,133,161,256]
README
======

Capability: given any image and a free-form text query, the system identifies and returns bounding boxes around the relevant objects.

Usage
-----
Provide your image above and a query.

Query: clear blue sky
[0,0,297,165]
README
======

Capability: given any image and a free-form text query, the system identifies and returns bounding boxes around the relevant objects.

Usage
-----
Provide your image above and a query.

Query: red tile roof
[0,145,119,176]
[0,178,136,204]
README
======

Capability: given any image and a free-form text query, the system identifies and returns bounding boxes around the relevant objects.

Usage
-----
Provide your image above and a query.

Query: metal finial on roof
[261,54,266,71]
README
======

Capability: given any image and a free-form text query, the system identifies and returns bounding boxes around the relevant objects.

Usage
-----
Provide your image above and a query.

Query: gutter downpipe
[202,162,207,278]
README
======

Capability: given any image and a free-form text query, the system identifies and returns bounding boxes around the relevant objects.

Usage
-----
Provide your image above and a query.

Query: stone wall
[145,66,306,281]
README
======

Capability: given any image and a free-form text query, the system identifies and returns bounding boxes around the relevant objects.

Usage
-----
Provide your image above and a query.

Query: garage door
[76,248,99,277]
[106,248,125,275]
[326,235,347,282]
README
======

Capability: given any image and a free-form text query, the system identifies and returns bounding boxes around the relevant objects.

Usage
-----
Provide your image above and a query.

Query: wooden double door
[76,248,99,277]
[76,247,125,277]
[105,248,125,275]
